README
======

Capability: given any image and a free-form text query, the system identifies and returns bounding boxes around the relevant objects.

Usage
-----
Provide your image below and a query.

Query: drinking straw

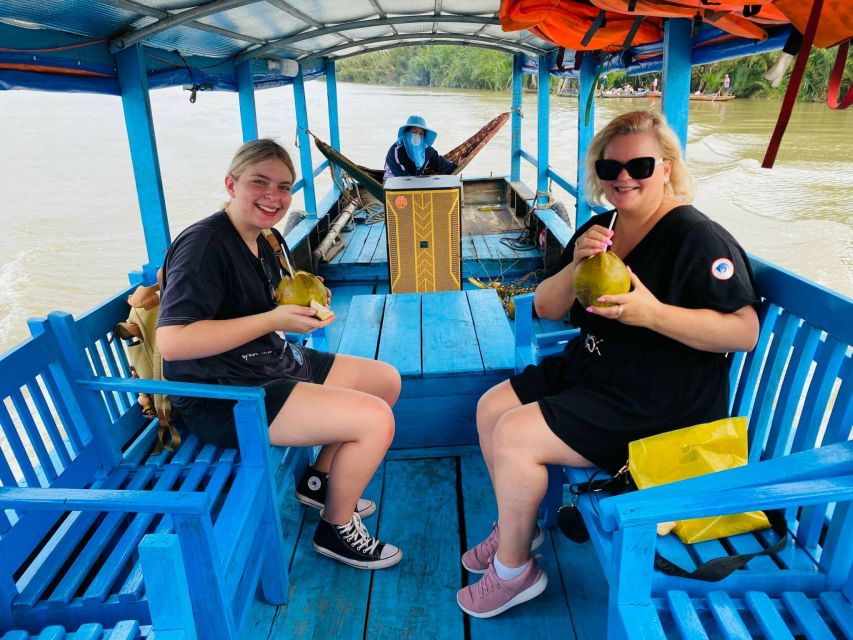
[603,210,617,253]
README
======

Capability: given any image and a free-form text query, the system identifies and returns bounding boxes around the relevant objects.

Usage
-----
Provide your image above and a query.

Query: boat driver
[383,114,456,180]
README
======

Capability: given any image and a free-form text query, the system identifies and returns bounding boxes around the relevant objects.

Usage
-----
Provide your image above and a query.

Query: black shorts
[509,337,728,473]
[176,348,335,449]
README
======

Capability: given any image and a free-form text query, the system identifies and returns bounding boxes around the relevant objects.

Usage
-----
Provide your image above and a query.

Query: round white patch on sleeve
[711,258,735,280]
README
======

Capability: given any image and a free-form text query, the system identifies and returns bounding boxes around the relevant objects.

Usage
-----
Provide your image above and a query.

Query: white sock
[494,556,529,581]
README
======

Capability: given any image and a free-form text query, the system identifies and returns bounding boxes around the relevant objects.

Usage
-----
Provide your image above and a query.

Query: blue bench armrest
[81,377,273,467]
[603,476,853,531]
[599,441,853,531]
[0,487,209,515]
[80,377,265,403]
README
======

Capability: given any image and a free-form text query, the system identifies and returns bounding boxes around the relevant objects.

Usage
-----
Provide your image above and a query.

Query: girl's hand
[272,304,334,333]
[572,224,614,268]
[585,267,660,327]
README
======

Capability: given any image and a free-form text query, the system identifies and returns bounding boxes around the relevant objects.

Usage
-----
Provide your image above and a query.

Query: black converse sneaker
[295,465,377,518]
[312,513,402,569]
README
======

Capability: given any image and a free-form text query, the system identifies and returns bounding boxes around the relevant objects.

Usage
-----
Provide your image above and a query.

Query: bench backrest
[0,319,109,623]
[0,282,163,624]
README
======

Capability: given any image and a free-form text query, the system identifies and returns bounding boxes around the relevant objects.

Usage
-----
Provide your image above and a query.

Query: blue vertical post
[536,54,550,206]
[662,18,693,153]
[576,53,598,228]
[236,61,258,142]
[510,53,523,182]
[293,66,317,214]
[325,60,341,151]
[115,45,170,266]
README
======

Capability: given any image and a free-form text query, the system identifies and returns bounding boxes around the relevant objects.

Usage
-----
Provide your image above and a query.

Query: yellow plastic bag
[628,417,770,544]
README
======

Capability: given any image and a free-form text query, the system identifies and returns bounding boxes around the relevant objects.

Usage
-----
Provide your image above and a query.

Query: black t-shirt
[158,210,308,386]
[557,205,760,359]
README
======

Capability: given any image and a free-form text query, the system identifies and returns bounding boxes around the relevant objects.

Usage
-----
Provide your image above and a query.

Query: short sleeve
[675,221,759,313]
[158,230,227,327]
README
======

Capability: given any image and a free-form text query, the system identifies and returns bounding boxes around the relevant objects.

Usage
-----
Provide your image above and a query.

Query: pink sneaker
[461,522,545,574]
[457,558,548,618]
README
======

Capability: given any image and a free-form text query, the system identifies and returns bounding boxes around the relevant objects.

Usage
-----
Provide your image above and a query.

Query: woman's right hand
[271,304,334,334]
[572,224,614,268]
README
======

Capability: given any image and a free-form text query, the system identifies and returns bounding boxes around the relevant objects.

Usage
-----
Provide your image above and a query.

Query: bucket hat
[397,115,437,146]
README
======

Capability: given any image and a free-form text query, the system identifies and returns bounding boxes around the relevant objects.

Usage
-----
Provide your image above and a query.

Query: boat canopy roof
[1,0,796,96]
[0,1,560,94]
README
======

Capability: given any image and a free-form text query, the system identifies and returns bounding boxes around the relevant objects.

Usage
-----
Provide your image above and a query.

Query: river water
[1,81,851,355]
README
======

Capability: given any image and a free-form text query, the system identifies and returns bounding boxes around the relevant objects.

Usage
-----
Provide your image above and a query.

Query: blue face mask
[403,130,426,169]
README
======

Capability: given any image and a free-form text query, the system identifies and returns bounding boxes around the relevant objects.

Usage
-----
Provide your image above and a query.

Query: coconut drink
[573,251,630,308]
[275,271,334,320]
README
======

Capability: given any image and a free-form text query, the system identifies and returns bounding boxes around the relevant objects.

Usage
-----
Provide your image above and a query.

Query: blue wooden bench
[0,276,300,639]
[334,288,515,448]
[1,620,154,640]
[513,255,853,639]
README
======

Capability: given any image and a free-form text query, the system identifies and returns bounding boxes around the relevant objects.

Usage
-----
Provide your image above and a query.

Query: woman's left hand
[586,267,661,327]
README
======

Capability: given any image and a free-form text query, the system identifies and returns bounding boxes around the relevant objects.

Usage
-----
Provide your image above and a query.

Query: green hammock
[313,111,510,202]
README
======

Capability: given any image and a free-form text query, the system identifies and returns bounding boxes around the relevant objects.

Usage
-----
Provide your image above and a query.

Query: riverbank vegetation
[336,45,852,102]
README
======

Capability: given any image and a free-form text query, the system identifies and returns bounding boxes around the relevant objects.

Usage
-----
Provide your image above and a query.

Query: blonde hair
[584,110,694,205]
[227,138,296,182]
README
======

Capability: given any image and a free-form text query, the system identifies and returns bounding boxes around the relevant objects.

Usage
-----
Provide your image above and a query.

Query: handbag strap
[261,228,294,277]
[652,509,788,582]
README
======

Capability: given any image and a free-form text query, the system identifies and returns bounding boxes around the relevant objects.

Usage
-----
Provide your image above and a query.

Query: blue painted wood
[576,51,597,228]
[367,458,463,638]
[466,289,514,371]
[268,465,384,638]
[661,19,693,152]
[510,53,523,182]
[292,68,316,215]
[137,535,198,639]
[236,61,258,142]
[114,46,169,267]
[743,591,793,639]
[336,294,384,359]
[356,222,383,264]
[377,294,422,376]
[665,591,710,639]
[422,291,483,376]
[324,60,340,151]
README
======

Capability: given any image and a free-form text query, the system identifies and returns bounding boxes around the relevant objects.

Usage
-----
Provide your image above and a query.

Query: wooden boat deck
[321,218,541,283]
[244,448,609,640]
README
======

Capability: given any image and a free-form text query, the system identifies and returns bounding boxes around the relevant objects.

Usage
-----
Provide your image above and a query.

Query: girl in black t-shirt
[158,139,402,571]
[457,111,760,618]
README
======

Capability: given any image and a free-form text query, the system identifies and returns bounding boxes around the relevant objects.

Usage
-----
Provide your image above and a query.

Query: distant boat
[690,93,736,101]
[600,89,660,99]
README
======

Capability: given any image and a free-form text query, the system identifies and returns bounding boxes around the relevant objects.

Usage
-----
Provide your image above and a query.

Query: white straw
[603,210,617,252]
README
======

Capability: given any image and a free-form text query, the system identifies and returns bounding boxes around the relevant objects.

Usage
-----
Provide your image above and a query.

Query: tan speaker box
[384,175,462,293]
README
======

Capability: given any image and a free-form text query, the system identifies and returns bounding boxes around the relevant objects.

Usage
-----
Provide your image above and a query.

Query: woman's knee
[491,412,528,459]
[357,396,396,449]
[476,383,507,436]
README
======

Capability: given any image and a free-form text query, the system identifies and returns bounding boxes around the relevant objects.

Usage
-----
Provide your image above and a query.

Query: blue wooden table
[334,288,515,448]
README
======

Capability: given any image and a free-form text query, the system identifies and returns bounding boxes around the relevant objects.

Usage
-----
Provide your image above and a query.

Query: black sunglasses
[595,156,664,181]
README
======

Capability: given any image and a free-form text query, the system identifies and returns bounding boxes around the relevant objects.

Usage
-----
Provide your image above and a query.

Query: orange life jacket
[500,0,663,51]
[589,0,770,41]
[772,0,853,48]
